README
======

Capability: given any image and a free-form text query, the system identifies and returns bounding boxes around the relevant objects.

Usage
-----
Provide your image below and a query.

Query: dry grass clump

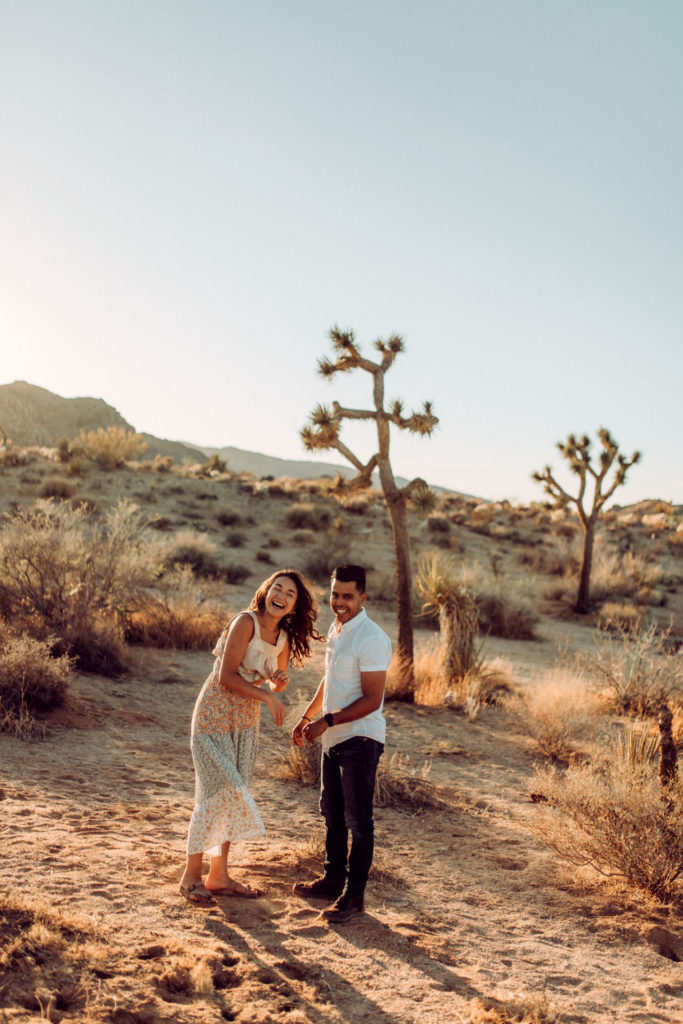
[374,752,449,811]
[386,643,514,716]
[0,891,107,1018]
[273,739,322,786]
[590,623,683,717]
[460,995,559,1024]
[125,569,230,650]
[529,751,683,899]
[515,670,597,762]
[595,601,643,633]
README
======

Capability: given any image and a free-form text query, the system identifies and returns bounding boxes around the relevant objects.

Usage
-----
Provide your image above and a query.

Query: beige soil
[1,458,682,1023]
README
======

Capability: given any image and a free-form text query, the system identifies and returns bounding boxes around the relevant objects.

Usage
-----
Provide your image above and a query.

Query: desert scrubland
[1,441,682,1024]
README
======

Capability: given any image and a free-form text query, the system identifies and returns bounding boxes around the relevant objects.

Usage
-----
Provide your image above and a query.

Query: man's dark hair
[331,564,366,594]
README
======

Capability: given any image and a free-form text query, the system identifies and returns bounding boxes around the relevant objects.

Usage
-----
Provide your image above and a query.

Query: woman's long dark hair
[249,569,324,666]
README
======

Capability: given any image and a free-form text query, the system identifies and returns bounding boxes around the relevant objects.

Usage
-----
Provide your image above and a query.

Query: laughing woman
[180,569,321,906]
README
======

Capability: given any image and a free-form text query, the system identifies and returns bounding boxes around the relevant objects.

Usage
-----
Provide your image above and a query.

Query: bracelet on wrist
[301,715,311,722]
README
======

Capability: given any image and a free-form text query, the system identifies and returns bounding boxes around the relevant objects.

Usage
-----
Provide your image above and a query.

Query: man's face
[330,577,366,625]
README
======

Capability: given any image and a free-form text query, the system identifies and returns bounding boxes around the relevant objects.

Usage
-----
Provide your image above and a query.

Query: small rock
[137,944,166,960]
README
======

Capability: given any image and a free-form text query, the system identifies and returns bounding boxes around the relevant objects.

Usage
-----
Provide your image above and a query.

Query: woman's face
[264,575,298,619]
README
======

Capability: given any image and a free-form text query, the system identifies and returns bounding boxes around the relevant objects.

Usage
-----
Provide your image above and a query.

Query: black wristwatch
[324,712,335,728]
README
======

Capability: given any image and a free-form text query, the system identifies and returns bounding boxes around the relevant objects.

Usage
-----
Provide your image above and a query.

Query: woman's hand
[266,692,286,727]
[268,669,289,693]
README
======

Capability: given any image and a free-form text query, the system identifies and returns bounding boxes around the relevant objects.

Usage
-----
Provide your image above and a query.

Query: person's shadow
[203,889,484,1023]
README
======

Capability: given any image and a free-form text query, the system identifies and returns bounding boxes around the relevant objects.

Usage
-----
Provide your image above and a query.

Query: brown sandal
[206,881,262,899]
[179,883,215,906]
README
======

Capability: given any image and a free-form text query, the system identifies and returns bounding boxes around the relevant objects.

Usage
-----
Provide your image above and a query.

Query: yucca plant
[415,552,481,682]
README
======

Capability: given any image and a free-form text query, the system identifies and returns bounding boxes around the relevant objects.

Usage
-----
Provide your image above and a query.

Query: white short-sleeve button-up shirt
[322,608,392,749]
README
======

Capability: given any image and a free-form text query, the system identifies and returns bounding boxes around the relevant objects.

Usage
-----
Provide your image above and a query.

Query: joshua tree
[533,428,640,613]
[301,326,438,678]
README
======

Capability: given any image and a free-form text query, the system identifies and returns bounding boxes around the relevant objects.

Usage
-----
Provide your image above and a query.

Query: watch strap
[324,712,335,728]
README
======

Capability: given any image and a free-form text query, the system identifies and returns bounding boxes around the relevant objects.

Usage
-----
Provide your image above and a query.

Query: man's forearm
[328,694,381,726]
[301,679,325,721]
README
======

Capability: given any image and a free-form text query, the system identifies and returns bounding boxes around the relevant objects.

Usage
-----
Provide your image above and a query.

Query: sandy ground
[1,460,682,1022]
[3,607,682,1024]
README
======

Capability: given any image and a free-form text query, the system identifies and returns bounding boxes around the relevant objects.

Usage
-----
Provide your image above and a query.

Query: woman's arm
[268,639,291,693]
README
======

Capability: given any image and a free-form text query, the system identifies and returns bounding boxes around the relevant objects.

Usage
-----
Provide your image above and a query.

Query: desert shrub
[55,437,71,463]
[529,752,683,899]
[374,753,448,812]
[0,500,151,674]
[426,515,450,534]
[0,635,72,714]
[302,537,353,583]
[590,624,683,717]
[225,529,247,548]
[65,455,88,477]
[515,670,597,762]
[291,528,316,545]
[75,427,146,469]
[202,453,227,474]
[267,536,281,548]
[147,514,173,531]
[284,502,329,530]
[125,568,229,650]
[162,530,222,578]
[224,563,250,584]
[475,585,538,639]
[596,601,642,633]
[152,454,174,472]
[256,549,273,564]
[38,477,75,500]
[217,510,242,526]
[543,539,663,610]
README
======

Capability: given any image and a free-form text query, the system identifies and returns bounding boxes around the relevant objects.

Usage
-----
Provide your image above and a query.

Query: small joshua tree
[533,428,640,613]
[301,326,438,678]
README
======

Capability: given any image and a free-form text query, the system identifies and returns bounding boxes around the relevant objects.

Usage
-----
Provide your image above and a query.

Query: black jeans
[320,736,384,896]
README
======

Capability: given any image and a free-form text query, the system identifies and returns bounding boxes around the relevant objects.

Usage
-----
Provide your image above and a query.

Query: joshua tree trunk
[384,487,413,673]
[576,518,596,614]
[658,704,678,789]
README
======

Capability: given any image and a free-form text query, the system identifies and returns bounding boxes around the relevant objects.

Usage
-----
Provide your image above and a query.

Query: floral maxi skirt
[186,725,265,857]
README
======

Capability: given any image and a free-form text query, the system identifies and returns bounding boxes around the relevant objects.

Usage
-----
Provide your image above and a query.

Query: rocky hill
[0,382,204,462]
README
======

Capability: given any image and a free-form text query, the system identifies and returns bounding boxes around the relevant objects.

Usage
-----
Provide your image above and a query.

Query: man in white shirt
[291,565,392,922]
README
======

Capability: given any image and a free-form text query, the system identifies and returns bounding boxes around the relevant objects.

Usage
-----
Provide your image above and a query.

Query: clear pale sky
[2,1,681,504]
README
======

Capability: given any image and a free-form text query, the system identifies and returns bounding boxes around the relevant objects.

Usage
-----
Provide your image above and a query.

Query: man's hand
[302,718,328,744]
[291,717,308,747]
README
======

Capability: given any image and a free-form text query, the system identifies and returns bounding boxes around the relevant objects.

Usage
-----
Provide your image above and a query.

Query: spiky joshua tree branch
[532,428,640,613]
[301,326,439,679]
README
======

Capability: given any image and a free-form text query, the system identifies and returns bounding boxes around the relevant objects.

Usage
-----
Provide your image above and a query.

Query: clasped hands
[292,715,328,747]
